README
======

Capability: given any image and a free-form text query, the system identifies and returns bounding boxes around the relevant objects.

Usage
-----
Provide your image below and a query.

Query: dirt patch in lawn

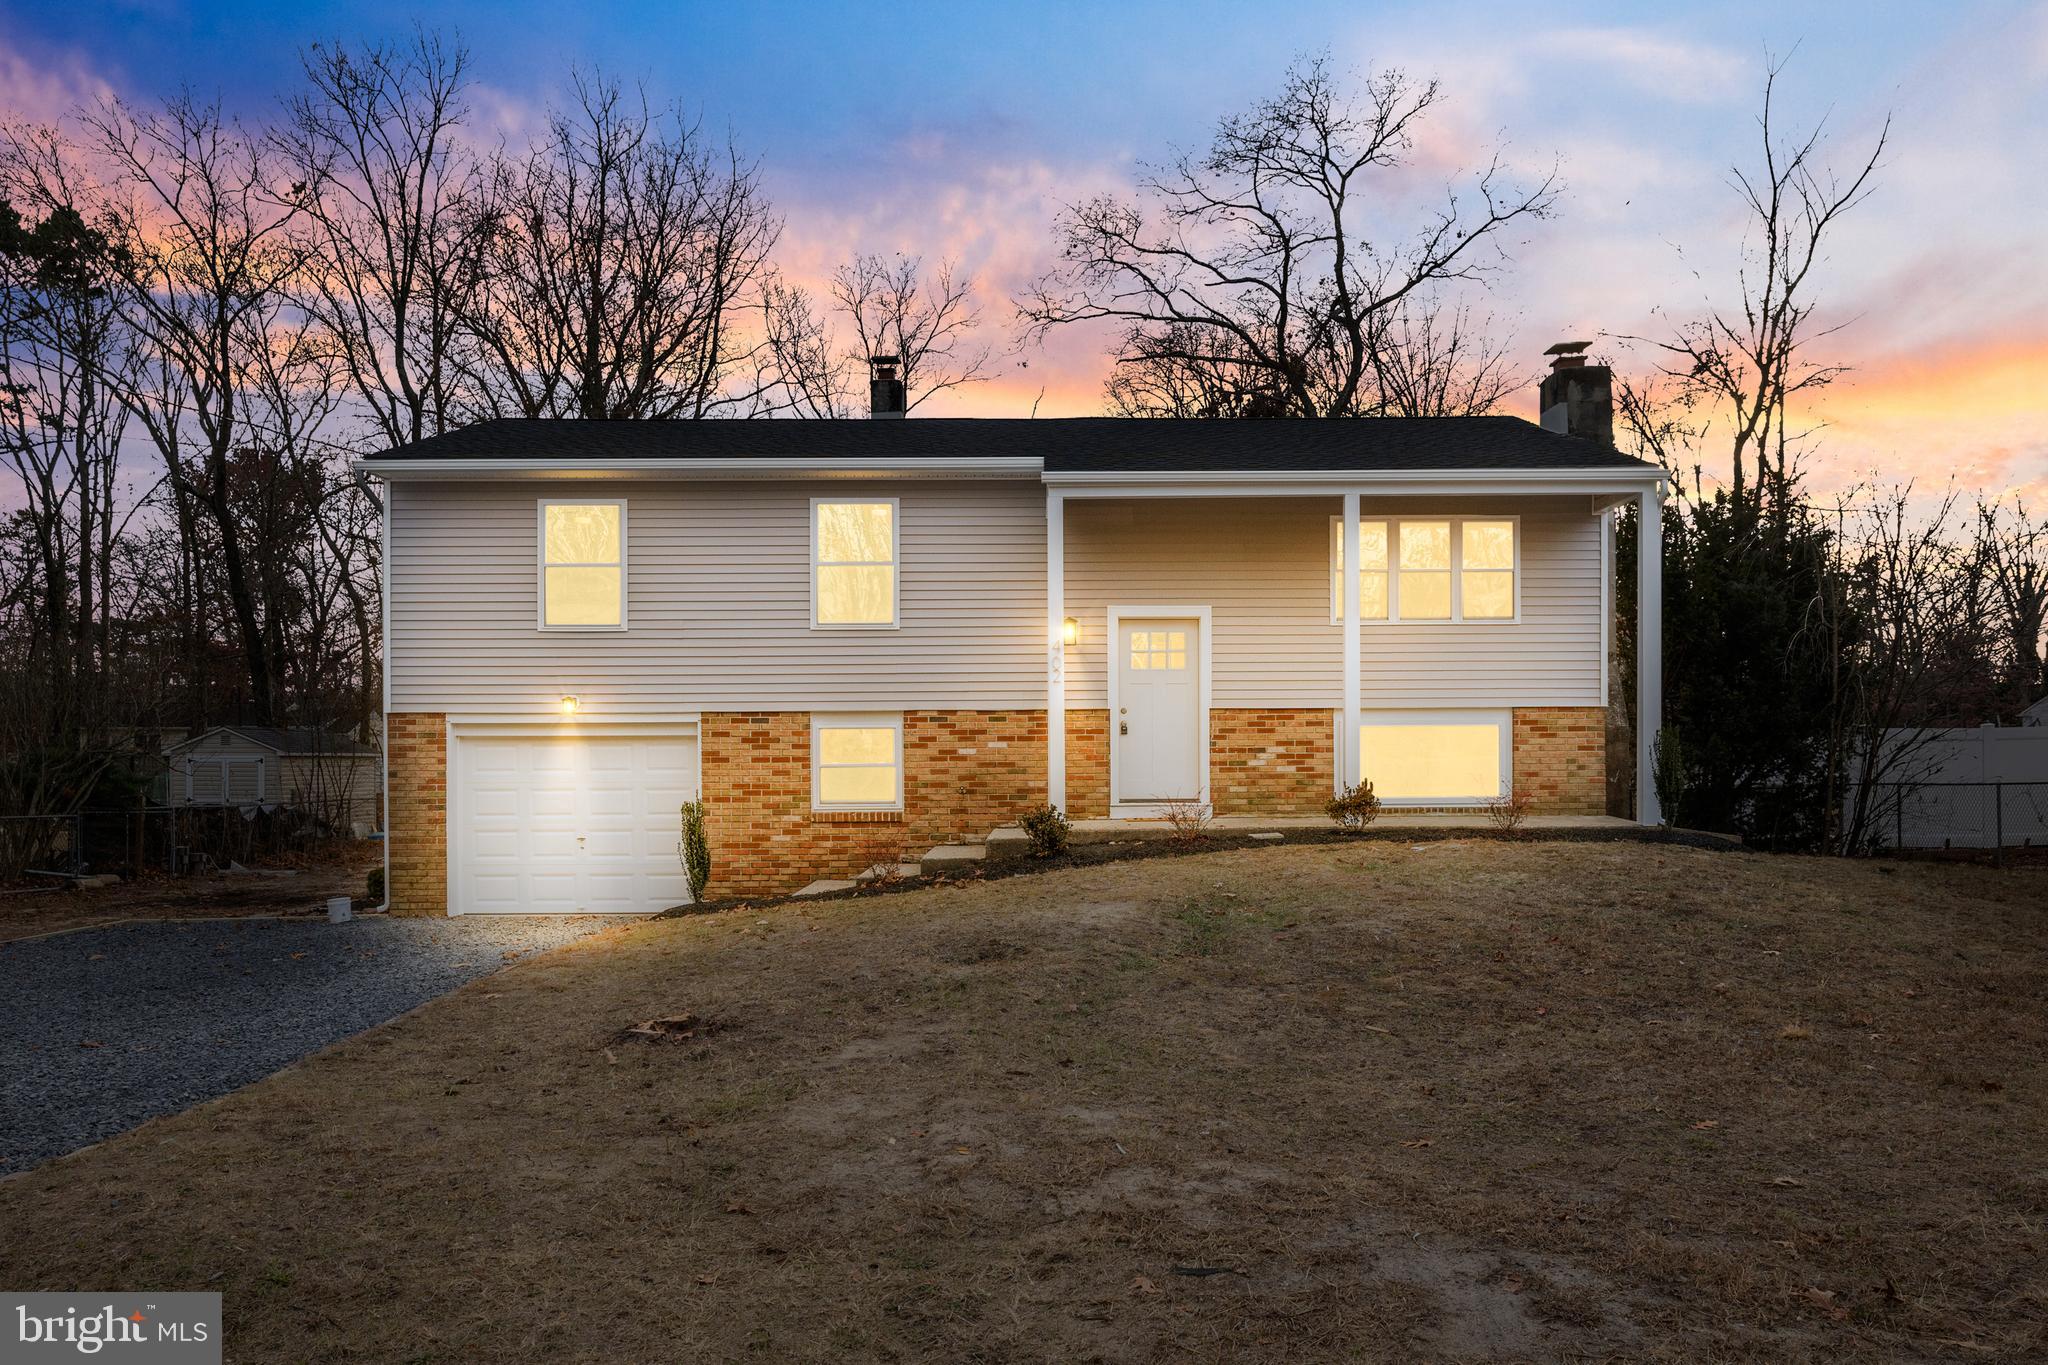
[2,842,2043,1362]
[0,844,379,944]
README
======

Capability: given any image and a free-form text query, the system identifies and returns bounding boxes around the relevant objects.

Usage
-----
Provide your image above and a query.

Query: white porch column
[1341,491,1361,790]
[1046,489,1067,811]
[1636,484,1664,825]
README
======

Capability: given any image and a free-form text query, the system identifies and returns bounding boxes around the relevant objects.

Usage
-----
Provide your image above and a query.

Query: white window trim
[1328,514,1522,624]
[810,496,902,630]
[536,498,628,632]
[1356,708,1513,806]
[810,712,906,812]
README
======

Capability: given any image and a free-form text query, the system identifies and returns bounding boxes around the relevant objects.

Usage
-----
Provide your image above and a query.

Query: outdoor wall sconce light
[559,695,580,716]
[1062,617,1080,646]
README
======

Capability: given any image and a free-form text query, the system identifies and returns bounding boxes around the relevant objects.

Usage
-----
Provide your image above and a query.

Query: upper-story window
[1330,516,1518,623]
[539,500,626,629]
[813,499,898,627]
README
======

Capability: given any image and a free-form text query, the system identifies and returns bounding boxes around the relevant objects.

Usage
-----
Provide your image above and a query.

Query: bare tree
[1978,499,2047,704]
[280,30,487,449]
[78,93,312,724]
[0,192,134,713]
[1019,55,1555,417]
[1623,60,1889,512]
[755,273,848,418]
[831,253,993,411]
[457,72,783,419]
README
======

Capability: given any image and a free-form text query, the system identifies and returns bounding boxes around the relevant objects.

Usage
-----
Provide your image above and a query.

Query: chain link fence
[0,804,327,884]
[1867,781,2048,863]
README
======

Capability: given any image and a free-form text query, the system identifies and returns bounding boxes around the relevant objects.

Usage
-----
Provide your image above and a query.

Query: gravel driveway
[0,914,626,1175]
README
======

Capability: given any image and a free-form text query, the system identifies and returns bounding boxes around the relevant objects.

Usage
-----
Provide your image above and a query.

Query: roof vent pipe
[868,354,906,418]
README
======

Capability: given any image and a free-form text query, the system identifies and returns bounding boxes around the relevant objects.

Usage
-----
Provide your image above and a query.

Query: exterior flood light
[560,695,580,716]
[1062,617,1080,646]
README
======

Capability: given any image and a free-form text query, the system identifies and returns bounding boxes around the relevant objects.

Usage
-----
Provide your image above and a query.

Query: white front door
[458,735,699,914]
[1115,618,1202,802]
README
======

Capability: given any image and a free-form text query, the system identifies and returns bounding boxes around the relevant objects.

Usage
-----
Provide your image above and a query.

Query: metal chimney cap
[1543,340,1593,356]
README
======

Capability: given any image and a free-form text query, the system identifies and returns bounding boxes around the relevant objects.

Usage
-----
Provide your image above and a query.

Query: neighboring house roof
[2022,696,2048,726]
[165,725,378,757]
[359,415,1658,474]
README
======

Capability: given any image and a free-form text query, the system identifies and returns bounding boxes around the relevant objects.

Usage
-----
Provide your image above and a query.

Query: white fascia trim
[357,456,1044,481]
[1047,468,1666,496]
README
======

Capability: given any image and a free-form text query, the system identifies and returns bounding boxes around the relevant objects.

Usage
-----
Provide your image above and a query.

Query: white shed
[163,726,383,834]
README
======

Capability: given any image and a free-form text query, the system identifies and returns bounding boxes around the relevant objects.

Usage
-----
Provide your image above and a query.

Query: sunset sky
[4,0,2044,503]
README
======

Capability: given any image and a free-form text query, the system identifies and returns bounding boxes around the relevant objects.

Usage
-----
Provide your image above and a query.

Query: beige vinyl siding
[388,479,1046,714]
[1063,496,1605,709]
[1065,498,1337,708]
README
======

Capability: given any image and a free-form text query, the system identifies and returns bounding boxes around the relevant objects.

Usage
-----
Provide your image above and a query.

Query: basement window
[812,714,904,812]
[539,500,626,629]
[1357,711,1510,805]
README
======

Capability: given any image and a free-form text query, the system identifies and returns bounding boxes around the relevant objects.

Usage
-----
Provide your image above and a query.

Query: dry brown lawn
[2,840,2043,1362]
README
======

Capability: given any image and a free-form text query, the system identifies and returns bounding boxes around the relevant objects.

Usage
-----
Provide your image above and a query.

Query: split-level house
[360,350,1666,915]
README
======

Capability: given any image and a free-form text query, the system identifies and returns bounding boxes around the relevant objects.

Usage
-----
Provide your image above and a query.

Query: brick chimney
[1538,341,1612,446]
[868,354,906,418]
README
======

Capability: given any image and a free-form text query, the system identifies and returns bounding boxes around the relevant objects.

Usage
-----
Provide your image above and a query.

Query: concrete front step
[919,843,986,867]
[855,862,922,883]
[793,879,859,898]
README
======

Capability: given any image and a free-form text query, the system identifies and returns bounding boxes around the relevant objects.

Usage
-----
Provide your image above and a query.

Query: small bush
[365,864,385,904]
[1161,798,1211,842]
[1485,789,1534,834]
[1018,802,1071,858]
[855,829,913,884]
[678,800,711,900]
[1326,779,1381,831]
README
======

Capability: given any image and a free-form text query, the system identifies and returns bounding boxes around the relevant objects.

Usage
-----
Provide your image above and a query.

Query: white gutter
[355,456,1045,481]
[1042,466,1664,489]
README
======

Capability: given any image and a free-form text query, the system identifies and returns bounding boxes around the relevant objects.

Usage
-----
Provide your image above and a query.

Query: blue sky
[5,0,2046,498]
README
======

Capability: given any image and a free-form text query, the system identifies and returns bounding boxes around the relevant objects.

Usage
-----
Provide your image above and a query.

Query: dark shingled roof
[363,416,1656,473]
[170,725,379,757]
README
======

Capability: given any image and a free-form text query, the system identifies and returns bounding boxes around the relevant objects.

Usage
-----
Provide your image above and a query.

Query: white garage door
[456,734,699,915]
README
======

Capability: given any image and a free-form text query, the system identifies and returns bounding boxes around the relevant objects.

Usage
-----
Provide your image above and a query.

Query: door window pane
[1129,629,1189,671]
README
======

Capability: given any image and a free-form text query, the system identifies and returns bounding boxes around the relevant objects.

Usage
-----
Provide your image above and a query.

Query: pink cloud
[0,34,116,127]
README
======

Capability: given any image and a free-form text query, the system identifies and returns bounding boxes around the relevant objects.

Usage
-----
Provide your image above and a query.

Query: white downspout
[372,483,393,910]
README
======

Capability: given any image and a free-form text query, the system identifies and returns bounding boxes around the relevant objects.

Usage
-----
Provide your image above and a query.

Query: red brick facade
[1063,709,1111,819]
[379,702,1610,914]
[1210,708,1335,815]
[385,712,447,917]
[1512,706,1607,815]
[700,710,1047,898]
